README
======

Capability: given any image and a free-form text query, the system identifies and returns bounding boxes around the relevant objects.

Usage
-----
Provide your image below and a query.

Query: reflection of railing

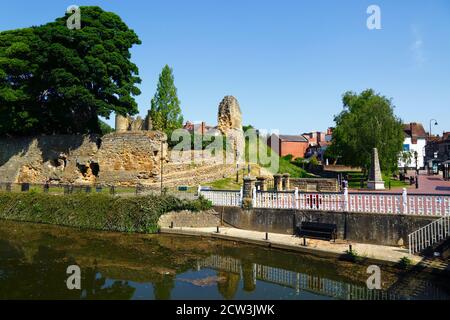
[198,255,399,300]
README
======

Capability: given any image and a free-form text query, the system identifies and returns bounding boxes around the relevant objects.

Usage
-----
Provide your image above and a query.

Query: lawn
[344,171,409,190]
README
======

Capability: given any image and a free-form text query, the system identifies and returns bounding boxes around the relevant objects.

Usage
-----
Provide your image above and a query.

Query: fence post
[402,188,408,214]
[295,187,299,209]
[252,187,257,208]
[197,185,202,197]
[344,187,349,212]
[239,187,243,206]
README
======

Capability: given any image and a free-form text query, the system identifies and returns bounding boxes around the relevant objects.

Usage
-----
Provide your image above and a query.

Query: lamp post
[429,119,438,137]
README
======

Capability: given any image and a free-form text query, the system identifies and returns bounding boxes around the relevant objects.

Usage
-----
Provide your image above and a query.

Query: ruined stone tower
[217,96,244,163]
[217,96,243,134]
[115,115,129,133]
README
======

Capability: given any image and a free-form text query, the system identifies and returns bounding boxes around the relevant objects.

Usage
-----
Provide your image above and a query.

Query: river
[0,220,448,300]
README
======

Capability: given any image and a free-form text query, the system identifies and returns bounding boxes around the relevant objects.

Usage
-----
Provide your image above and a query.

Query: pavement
[161,226,422,265]
[350,170,450,195]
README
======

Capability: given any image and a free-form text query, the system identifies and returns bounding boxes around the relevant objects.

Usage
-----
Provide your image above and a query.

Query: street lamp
[429,119,438,137]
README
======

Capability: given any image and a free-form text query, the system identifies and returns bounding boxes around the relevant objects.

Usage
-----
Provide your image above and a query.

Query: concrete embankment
[213,206,439,247]
[160,226,422,266]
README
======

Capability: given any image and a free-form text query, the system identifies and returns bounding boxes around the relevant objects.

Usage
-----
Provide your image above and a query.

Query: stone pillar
[282,173,291,191]
[256,176,267,191]
[273,174,283,191]
[367,148,385,190]
[243,176,256,199]
[115,114,129,133]
[144,111,153,131]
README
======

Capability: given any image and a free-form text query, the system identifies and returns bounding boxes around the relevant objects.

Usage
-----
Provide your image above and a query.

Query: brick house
[183,121,218,135]
[425,132,450,163]
[268,134,309,159]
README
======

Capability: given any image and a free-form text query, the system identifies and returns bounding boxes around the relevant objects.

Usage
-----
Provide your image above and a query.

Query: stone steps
[146,164,236,188]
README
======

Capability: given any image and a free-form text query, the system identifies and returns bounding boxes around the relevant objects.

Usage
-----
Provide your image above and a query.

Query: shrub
[398,256,412,270]
[0,192,212,234]
[344,249,361,262]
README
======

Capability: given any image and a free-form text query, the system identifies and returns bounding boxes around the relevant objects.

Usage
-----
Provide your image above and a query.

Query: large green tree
[0,6,141,136]
[150,65,183,137]
[328,89,404,174]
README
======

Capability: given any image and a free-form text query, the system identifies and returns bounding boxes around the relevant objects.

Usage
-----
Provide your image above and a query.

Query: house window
[403,144,410,152]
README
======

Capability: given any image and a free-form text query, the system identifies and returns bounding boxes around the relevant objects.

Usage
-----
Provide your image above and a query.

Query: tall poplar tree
[150,65,183,137]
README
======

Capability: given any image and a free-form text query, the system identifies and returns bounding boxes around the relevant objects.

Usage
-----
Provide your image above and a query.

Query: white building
[398,123,427,169]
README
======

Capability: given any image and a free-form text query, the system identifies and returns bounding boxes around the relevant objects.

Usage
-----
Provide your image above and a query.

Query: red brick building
[268,134,309,159]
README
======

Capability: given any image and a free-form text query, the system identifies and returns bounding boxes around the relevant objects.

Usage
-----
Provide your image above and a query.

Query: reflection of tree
[241,262,256,293]
[82,265,135,300]
[153,275,175,300]
[0,241,135,300]
[217,272,240,300]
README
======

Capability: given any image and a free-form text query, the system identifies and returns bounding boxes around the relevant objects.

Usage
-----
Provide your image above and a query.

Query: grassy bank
[0,192,211,234]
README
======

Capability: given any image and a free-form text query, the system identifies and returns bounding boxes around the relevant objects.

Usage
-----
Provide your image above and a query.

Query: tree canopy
[0,6,141,136]
[150,65,183,137]
[327,89,404,174]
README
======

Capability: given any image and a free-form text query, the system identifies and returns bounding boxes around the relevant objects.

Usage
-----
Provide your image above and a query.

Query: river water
[0,220,448,300]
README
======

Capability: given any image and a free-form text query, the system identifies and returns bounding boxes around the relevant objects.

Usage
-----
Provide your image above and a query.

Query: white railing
[198,188,242,207]
[254,191,296,209]
[348,193,404,214]
[408,216,450,255]
[201,186,450,216]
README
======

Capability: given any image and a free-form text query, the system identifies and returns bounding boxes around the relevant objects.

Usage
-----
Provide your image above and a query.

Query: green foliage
[99,120,114,135]
[282,154,294,162]
[328,89,404,174]
[344,248,363,262]
[150,65,183,137]
[0,6,142,136]
[398,256,412,270]
[308,155,320,166]
[0,192,211,234]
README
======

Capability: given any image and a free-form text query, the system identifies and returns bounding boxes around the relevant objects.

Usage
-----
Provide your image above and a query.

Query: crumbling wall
[96,131,166,186]
[0,132,235,187]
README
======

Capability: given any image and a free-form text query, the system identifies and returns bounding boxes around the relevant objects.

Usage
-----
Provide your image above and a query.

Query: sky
[1,0,449,135]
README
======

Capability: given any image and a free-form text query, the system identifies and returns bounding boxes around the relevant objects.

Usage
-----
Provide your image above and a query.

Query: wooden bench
[296,222,337,241]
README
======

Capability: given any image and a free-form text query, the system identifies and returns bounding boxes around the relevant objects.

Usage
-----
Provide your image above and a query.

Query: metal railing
[198,188,242,207]
[408,215,450,255]
[200,185,450,217]
[0,182,199,200]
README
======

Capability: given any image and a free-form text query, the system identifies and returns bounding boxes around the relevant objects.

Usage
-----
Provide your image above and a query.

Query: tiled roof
[403,123,427,142]
[277,134,308,142]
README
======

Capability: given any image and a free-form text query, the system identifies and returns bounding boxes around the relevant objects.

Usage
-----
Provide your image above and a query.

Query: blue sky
[1,0,449,135]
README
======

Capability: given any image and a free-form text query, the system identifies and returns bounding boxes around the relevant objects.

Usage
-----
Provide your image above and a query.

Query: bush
[398,256,412,270]
[344,249,361,262]
[0,192,212,234]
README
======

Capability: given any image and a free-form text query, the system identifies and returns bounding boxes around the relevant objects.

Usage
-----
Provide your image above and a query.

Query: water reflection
[0,221,449,300]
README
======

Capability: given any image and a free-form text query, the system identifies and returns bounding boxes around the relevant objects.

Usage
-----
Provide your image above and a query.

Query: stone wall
[0,133,235,187]
[96,132,166,186]
[158,210,220,228]
[215,206,438,246]
[0,135,100,184]
[290,178,338,192]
